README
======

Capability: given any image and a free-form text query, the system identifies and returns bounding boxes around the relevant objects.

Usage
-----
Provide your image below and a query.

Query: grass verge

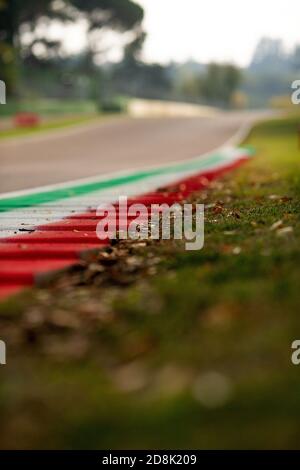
[0,113,118,141]
[0,114,300,449]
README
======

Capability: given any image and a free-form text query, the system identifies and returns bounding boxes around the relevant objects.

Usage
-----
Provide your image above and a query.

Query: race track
[0,111,267,193]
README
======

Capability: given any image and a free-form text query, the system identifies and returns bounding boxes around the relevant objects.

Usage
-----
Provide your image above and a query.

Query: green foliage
[0,0,144,96]
[0,0,17,95]
[0,98,97,117]
[172,62,242,107]
[97,96,127,113]
[112,60,172,100]
[71,0,143,31]
[200,63,242,107]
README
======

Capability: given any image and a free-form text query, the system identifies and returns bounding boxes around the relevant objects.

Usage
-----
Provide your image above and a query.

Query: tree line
[0,0,242,108]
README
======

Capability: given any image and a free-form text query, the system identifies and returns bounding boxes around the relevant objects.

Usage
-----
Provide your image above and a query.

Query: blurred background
[0,0,299,129]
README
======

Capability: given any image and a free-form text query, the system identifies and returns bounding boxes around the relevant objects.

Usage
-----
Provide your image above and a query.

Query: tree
[292,45,300,72]
[0,0,17,95]
[200,63,242,107]
[249,37,288,73]
[222,64,242,105]
[0,0,144,96]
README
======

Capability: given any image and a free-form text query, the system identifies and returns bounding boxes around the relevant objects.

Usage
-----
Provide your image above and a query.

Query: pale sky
[136,0,300,66]
[48,0,300,66]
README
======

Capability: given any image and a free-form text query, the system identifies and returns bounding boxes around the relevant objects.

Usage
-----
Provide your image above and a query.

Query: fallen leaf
[213,205,223,215]
[270,220,283,231]
[224,230,236,236]
[280,196,293,203]
[230,210,241,219]
[276,226,293,237]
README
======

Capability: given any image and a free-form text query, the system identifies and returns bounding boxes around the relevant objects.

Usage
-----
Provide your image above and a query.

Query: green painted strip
[0,148,253,213]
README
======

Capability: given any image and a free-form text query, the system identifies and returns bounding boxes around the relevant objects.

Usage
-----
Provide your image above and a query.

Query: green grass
[0,98,126,140]
[0,114,104,140]
[0,98,98,118]
[1,114,300,449]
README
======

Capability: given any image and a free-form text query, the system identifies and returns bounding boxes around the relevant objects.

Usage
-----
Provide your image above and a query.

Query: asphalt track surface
[0,111,267,193]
